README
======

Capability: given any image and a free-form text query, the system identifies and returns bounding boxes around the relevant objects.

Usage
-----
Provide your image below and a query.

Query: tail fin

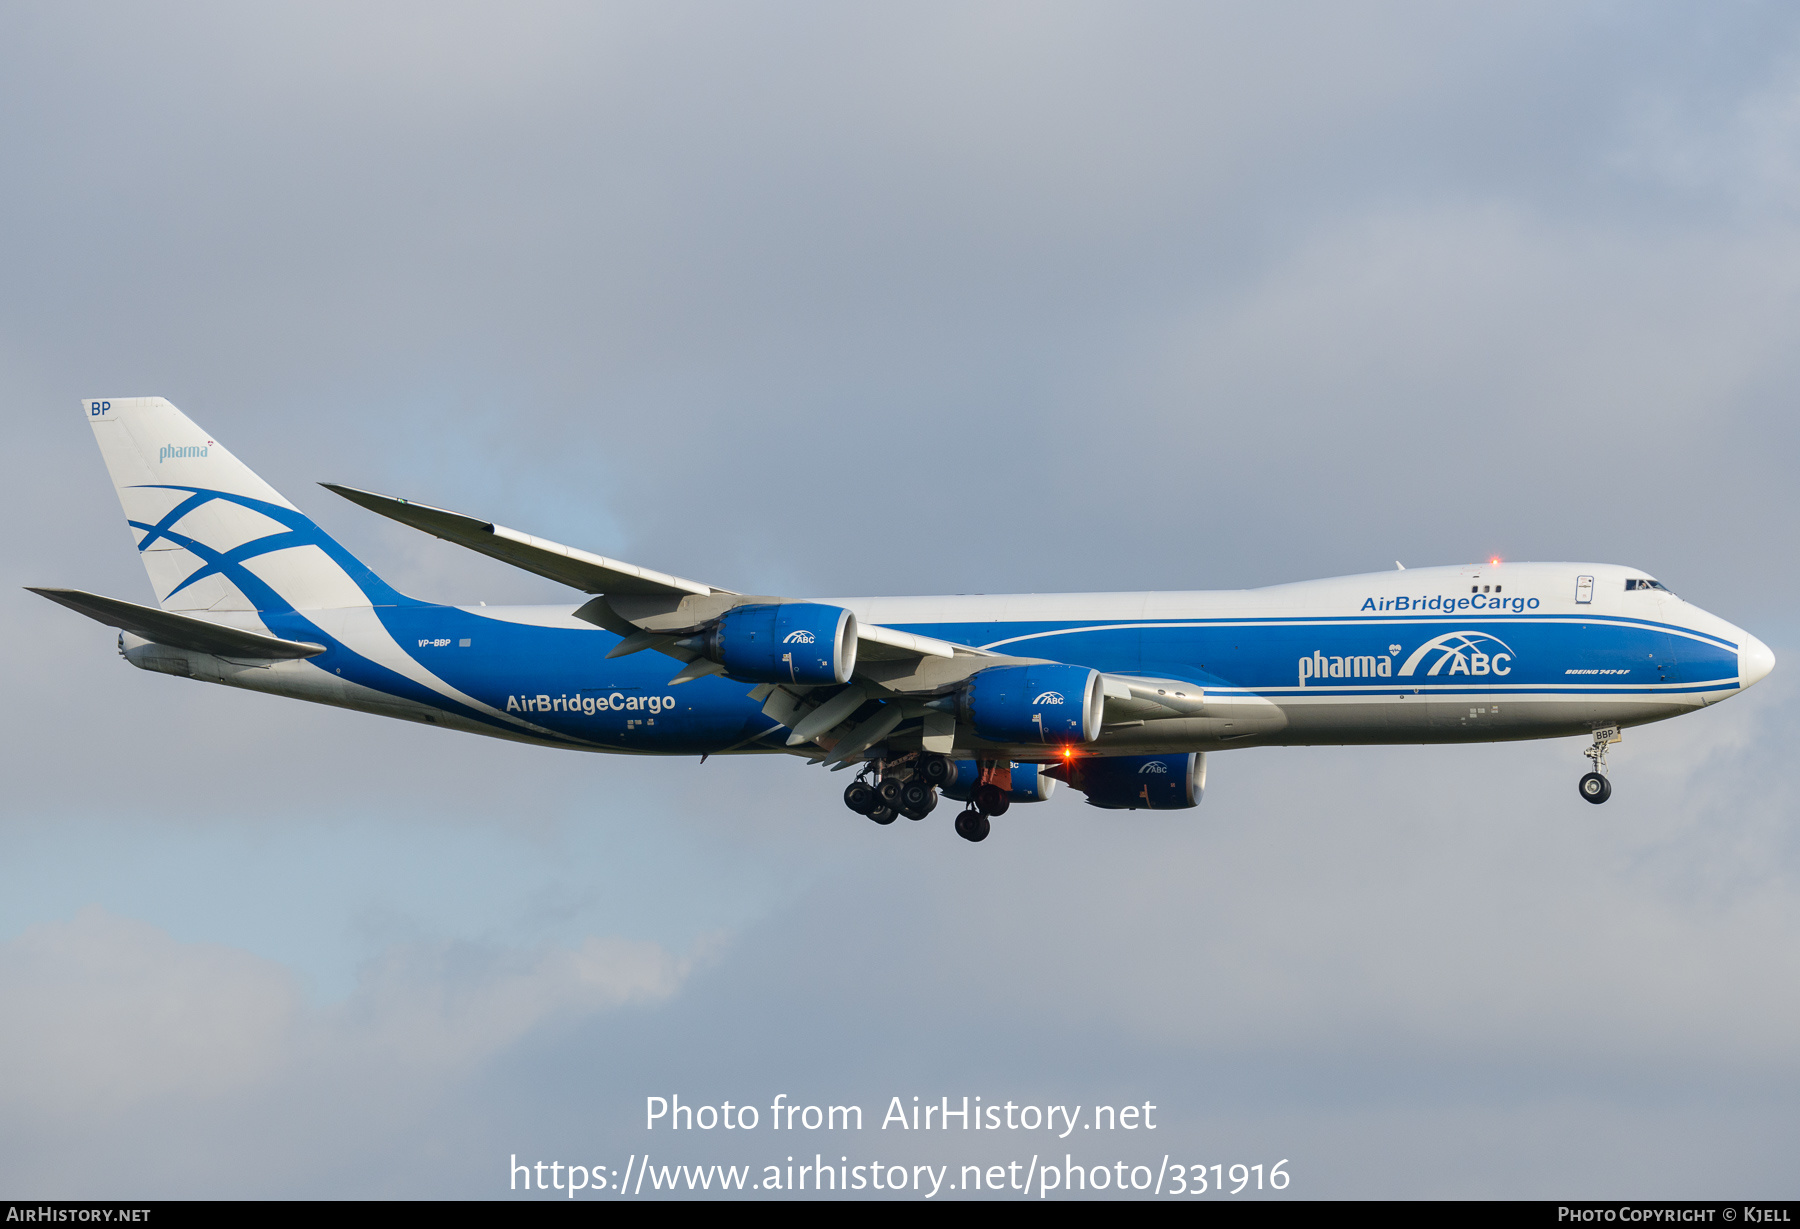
[84,397,411,613]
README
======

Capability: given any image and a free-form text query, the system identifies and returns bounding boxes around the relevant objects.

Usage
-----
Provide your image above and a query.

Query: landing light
[1489,556,1502,566]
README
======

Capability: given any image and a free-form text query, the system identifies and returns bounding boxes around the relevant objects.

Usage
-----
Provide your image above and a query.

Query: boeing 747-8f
[32,398,1775,842]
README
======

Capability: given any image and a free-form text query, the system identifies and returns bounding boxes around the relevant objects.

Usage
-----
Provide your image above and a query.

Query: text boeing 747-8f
[32,398,1774,842]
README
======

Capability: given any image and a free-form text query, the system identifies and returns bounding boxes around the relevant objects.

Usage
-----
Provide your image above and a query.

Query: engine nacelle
[957,663,1103,745]
[1054,752,1207,810]
[941,760,1057,803]
[702,602,857,685]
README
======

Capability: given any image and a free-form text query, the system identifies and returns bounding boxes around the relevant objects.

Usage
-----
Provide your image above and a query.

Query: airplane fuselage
[120,560,1768,763]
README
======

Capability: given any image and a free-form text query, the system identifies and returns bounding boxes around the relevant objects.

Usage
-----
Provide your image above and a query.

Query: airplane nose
[1739,634,1776,689]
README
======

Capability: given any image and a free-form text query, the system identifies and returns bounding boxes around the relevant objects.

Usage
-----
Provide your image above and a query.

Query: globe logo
[1397,630,1516,678]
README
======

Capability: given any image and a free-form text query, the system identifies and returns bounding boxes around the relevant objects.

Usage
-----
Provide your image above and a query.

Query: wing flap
[28,587,326,659]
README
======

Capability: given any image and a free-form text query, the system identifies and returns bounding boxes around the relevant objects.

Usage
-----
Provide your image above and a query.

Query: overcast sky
[3,0,1798,1199]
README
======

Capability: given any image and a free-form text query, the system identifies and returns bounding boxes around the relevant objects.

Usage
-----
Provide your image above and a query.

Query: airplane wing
[322,486,1209,751]
[321,484,725,598]
[324,483,964,666]
[27,587,326,659]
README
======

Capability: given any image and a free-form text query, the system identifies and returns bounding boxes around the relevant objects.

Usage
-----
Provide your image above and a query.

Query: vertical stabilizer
[83,397,409,613]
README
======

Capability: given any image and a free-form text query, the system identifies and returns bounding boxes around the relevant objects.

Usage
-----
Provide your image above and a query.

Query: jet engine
[951,663,1104,745]
[941,760,1057,804]
[690,602,857,685]
[1050,752,1207,810]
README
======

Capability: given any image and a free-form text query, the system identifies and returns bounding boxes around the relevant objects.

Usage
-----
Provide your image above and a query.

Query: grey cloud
[0,909,302,1123]
[1,672,1792,1197]
[0,907,694,1196]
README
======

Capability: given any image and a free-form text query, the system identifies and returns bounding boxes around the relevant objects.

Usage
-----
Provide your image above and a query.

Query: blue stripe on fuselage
[891,614,1735,693]
[271,607,1739,753]
[267,606,775,753]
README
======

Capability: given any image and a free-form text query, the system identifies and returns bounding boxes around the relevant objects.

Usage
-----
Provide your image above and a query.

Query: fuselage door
[1575,575,1594,604]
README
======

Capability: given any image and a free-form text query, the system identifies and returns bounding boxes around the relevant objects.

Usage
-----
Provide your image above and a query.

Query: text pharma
[1362,594,1539,613]
[1299,645,1515,686]
[506,692,677,715]
[158,444,210,462]
[1298,651,1392,686]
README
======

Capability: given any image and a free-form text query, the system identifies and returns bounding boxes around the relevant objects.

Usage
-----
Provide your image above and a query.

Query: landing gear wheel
[973,782,1011,817]
[843,782,877,815]
[900,780,932,812]
[900,788,937,821]
[868,804,898,825]
[954,809,990,842]
[920,755,954,788]
[877,778,906,808]
[1578,772,1611,804]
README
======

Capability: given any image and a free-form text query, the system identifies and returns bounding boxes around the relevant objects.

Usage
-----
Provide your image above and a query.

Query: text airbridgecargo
[1361,593,1540,613]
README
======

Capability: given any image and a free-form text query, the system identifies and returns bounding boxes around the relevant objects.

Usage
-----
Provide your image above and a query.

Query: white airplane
[32,398,1775,842]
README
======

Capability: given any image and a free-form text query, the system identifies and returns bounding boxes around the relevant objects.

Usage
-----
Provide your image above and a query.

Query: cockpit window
[1625,578,1672,593]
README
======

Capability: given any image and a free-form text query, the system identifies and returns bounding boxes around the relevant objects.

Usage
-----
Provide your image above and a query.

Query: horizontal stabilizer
[322,484,723,598]
[27,587,326,659]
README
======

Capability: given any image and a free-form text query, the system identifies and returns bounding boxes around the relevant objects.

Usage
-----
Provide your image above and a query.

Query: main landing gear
[842,780,896,823]
[841,754,1014,841]
[1578,726,1619,805]
[844,756,944,825]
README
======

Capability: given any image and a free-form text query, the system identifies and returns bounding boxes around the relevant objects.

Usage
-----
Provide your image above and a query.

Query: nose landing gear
[954,809,990,842]
[1578,726,1620,804]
